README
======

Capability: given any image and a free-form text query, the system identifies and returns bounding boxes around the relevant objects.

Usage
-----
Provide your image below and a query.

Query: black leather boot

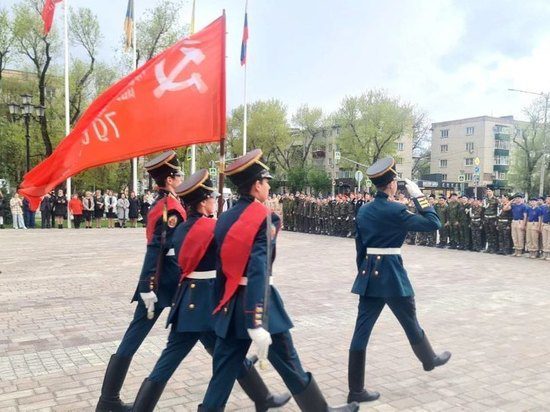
[237,363,291,411]
[293,373,359,412]
[131,378,166,412]
[411,334,451,371]
[347,350,380,403]
[96,354,132,412]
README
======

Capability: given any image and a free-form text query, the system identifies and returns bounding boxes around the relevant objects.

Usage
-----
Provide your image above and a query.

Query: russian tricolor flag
[240,11,248,66]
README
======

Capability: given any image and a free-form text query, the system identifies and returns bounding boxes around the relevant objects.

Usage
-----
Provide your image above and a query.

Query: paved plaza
[0,228,549,411]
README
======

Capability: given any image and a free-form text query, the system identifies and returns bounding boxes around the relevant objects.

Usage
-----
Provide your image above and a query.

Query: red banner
[19,15,226,209]
[41,0,63,35]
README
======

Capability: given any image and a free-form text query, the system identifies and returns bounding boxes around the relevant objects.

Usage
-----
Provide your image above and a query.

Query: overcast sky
[5,0,550,124]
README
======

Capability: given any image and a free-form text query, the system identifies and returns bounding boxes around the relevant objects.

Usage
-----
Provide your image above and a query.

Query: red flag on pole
[41,0,63,35]
[19,15,226,209]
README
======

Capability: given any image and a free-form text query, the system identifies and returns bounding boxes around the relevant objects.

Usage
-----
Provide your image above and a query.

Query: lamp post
[8,94,45,174]
[508,88,549,196]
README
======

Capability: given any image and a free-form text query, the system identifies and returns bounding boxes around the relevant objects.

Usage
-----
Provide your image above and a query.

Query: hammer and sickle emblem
[153,47,209,98]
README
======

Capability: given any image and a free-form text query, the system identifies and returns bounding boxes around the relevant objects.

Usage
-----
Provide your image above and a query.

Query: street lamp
[7,94,45,174]
[508,88,549,196]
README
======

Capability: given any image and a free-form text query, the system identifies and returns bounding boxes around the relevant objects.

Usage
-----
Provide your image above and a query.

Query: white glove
[247,327,272,362]
[140,291,158,319]
[404,178,423,198]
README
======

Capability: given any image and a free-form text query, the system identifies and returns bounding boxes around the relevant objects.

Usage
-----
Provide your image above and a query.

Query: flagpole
[131,0,138,194]
[242,0,248,155]
[217,10,226,217]
[64,0,71,228]
[190,0,197,173]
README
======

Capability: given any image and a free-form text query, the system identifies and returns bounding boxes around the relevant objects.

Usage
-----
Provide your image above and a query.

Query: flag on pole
[19,15,226,209]
[124,0,134,51]
[240,9,248,66]
[41,0,63,35]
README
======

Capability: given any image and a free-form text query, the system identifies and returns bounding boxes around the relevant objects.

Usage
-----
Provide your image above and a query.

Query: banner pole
[190,0,197,173]
[131,0,138,194]
[64,0,71,228]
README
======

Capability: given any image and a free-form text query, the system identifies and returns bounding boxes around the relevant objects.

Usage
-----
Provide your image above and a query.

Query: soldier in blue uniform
[199,149,358,412]
[347,157,451,404]
[130,169,290,411]
[97,151,186,412]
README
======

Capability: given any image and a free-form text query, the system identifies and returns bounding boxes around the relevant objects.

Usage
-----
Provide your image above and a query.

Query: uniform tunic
[202,196,309,409]
[350,191,441,351]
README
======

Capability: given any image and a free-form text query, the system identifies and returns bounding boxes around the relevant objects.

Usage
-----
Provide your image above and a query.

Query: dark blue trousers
[148,331,253,384]
[350,296,424,351]
[116,303,163,358]
[202,331,309,408]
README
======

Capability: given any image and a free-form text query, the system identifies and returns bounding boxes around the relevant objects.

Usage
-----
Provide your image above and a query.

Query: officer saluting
[347,157,451,404]
[97,151,186,412]
[199,149,358,412]
[129,169,289,411]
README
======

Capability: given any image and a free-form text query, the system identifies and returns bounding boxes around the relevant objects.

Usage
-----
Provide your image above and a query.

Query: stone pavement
[0,228,549,411]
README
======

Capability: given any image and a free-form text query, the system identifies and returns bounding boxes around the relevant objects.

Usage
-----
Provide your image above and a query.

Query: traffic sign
[332,179,336,186]
[334,151,341,161]
[209,167,217,176]
[474,166,480,174]
[458,175,465,182]
[354,170,364,183]
[474,157,480,166]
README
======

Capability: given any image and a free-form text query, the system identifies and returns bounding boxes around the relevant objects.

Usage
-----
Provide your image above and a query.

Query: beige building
[430,115,516,189]
[309,126,413,189]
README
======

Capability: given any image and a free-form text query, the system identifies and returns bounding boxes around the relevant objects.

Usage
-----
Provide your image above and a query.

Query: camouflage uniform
[483,196,499,253]
[434,202,449,247]
[469,204,484,252]
[497,205,513,255]
[458,202,471,250]
[447,199,461,249]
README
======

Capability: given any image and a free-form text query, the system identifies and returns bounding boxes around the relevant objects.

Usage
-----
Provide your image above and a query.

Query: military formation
[280,189,550,260]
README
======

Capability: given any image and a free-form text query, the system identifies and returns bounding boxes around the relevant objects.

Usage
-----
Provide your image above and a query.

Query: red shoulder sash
[214,201,269,313]
[146,196,187,245]
[178,217,216,281]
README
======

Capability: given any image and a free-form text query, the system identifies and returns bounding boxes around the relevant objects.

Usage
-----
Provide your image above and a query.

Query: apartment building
[430,115,516,189]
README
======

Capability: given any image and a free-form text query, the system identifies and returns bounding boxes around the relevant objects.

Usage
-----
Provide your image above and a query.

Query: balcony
[493,179,508,188]
[493,164,509,172]
[494,148,510,157]
[494,133,511,141]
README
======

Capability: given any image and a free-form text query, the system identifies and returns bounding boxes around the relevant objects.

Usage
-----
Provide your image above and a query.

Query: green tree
[227,99,291,172]
[288,104,327,169]
[334,90,414,168]
[307,167,331,194]
[286,166,308,192]
[0,6,13,82]
[12,0,60,156]
[68,6,101,124]
[509,98,548,196]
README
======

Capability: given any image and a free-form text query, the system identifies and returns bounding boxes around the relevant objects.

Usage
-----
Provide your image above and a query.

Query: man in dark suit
[199,149,358,412]
[347,157,451,404]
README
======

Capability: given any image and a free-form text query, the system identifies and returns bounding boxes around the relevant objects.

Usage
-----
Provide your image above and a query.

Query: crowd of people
[1,188,155,229]
[2,185,549,260]
[274,188,550,260]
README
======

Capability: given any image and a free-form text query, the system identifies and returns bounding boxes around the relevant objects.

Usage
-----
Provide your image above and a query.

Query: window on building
[440,159,447,168]
[396,142,404,151]
[496,172,507,180]
[440,144,448,152]
[441,129,449,138]
[466,126,474,135]
[465,142,474,151]
[464,173,473,181]
[464,158,474,166]
[441,174,448,180]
